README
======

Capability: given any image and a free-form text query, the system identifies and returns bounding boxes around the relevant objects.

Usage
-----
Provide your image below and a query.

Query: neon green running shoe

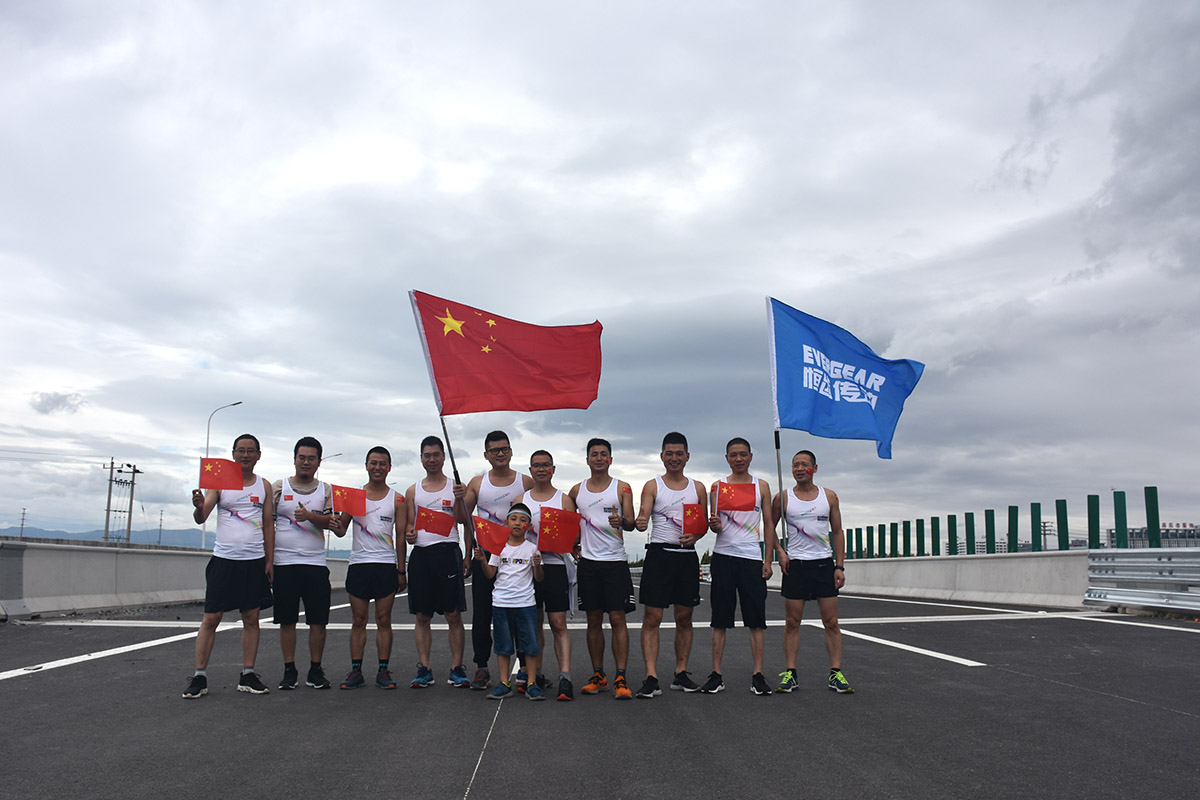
[828,669,854,694]
[775,669,798,693]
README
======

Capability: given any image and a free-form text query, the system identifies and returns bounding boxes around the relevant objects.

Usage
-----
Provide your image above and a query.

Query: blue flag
[767,298,924,459]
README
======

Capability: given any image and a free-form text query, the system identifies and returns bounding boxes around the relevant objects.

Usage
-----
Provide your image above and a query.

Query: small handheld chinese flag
[199,458,244,491]
[472,516,510,554]
[538,506,581,553]
[331,485,367,517]
[682,504,708,536]
[716,482,756,512]
[418,505,457,536]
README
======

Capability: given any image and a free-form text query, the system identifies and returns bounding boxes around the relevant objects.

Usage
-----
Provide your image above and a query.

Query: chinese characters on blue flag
[766,297,924,459]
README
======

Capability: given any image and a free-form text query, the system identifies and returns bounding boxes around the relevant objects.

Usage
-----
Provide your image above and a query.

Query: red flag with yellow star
[331,485,367,516]
[716,481,756,512]
[537,506,581,553]
[199,458,244,490]
[417,505,457,536]
[682,503,708,536]
[410,290,603,415]
[472,515,510,554]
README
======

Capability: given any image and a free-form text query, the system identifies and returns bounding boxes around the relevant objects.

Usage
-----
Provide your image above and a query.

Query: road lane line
[838,628,987,666]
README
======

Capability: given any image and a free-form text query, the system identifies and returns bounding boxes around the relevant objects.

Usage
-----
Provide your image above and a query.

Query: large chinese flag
[199,458,244,490]
[538,506,581,554]
[682,504,708,535]
[331,485,367,516]
[410,290,603,415]
[417,505,457,536]
[716,482,756,512]
[472,515,510,554]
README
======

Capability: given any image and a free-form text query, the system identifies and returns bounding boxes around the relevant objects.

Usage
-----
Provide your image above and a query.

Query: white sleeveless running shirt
[414,477,460,548]
[213,475,268,561]
[713,476,763,561]
[577,478,627,562]
[273,478,330,566]
[649,476,699,550]
[783,485,833,560]
[522,489,567,565]
[349,488,399,565]
[476,471,528,525]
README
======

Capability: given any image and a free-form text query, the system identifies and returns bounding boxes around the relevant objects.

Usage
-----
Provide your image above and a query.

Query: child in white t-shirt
[475,503,544,700]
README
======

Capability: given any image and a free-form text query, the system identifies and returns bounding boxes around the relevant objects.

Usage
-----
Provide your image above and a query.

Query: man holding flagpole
[404,435,471,689]
[463,430,533,691]
[771,449,852,694]
[703,437,778,696]
[331,446,404,690]
[520,449,578,701]
[633,432,708,698]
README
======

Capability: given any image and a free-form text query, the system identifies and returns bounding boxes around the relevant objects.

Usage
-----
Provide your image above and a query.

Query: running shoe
[340,668,365,689]
[699,671,725,694]
[635,676,662,698]
[751,672,772,696]
[828,669,854,694]
[376,668,397,689]
[670,671,700,692]
[306,666,331,690]
[775,669,798,694]
[535,673,548,691]
[410,663,434,688]
[488,683,513,700]
[470,667,492,691]
[612,675,632,700]
[447,665,471,688]
[515,670,528,694]
[278,667,298,691]
[237,671,270,694]
[526,684,546,701]
[581,671,608,695]
[182,674,207,699]
[557,676,574,701]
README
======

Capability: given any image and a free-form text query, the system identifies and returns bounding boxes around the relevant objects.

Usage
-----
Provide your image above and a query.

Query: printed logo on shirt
[284,494,294,501]
[250,496,261,506]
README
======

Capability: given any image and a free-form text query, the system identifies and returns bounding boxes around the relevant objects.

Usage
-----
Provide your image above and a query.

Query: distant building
[1105,523,1198,548]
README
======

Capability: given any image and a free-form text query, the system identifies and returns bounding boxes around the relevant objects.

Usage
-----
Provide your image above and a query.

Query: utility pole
[19,507,26,537]
[119,464,143,544]
[103,458,115,542]
[158,510,163,546]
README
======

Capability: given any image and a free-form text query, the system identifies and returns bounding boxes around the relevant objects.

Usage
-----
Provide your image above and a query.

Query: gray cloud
[29,392,84,415]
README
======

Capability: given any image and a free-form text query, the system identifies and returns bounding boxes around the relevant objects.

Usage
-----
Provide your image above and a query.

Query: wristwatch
[833,565,845,571]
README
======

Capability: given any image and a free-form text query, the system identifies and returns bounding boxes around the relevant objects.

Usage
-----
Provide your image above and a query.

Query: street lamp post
[202,400,243,548]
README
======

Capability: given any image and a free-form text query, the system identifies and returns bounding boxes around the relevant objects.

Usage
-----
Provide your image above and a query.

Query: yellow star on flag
[481,345,492,354]
[204,463,214,472]
[436,308,466,337]
[486,319,497,327]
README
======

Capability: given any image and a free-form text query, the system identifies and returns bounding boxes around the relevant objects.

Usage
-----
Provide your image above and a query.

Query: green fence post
[965,512,976,555]
[1007,505,1019,552]
[855,527,863,560]
[1114,491,1128,548]
[890,522,899,558]
[878,522,887,558]
[866,526,874,558]
[917,518,926,556]
[1056,499,1070,550]
[985,509,996,554]
[931,517,941,556]
[948,514,958,555]
[903,520,912,557]
[1145,487,1161,548]
[1087,495,1101,549]
[1031,502,1042,552]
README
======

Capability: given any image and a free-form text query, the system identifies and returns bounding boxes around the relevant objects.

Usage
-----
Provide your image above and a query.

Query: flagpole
[773,428,786,558]
[439,414,477,552]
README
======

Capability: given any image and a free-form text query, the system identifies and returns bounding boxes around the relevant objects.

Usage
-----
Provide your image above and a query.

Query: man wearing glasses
[463,431,533,690]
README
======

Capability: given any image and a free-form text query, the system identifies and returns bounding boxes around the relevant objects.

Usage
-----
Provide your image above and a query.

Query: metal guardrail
[1084,548,1200,613]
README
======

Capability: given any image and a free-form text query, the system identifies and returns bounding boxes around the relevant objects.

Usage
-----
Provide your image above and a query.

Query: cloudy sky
[2,1,1197,551]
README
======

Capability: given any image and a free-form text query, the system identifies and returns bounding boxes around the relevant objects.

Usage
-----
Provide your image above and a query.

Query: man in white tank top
[403,435,469,689]
[520,449,578,700]
[184,433,275,699]
[633,432,709,698]
[271,436,339,691]
[569,437,637,700]
[703,437,779,696]
[463,430,533,690]
[769,449,852,694]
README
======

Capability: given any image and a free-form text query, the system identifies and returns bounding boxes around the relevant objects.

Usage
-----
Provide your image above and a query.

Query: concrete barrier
[845,549,1090,609]
[0,540,348,620]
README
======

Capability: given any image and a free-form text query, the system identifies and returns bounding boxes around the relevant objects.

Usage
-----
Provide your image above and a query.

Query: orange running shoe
[581,671,608,695]
[613,675,632,700]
